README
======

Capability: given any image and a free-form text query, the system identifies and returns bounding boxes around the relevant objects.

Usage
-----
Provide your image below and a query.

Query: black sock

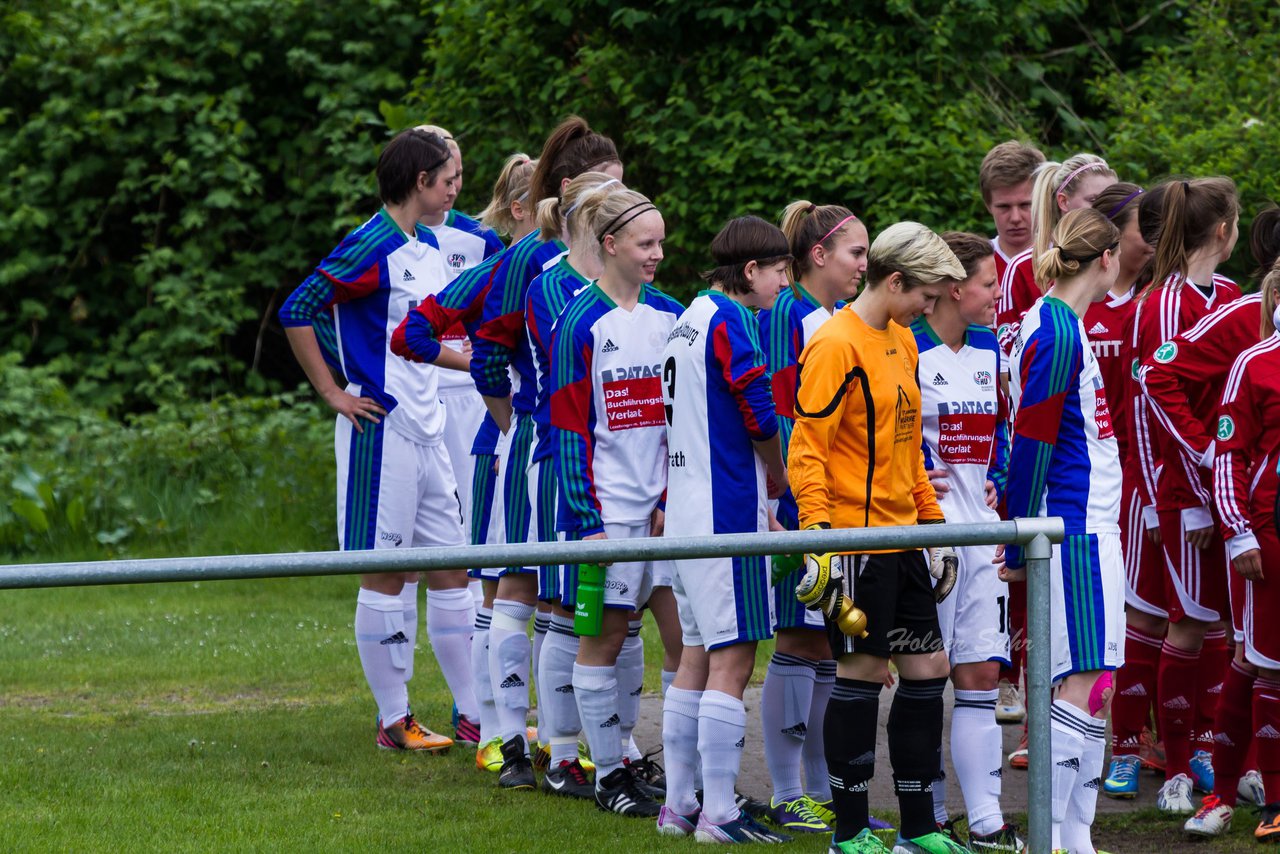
[825,677,882,842]
[889,676,947,838]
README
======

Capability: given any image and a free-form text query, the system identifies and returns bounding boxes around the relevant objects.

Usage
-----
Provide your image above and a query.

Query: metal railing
[0,517,1064,853]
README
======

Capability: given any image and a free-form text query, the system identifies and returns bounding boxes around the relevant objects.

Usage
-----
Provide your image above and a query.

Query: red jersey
[1132,274,1242,514]
[991,237,1020,287]
[1083,288,1137,459]
[995,248,1039,355]
[1214,333,1280,559]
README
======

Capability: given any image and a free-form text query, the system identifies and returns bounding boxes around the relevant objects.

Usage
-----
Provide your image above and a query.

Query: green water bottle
[574,563,606,637]
[771,552,803,585]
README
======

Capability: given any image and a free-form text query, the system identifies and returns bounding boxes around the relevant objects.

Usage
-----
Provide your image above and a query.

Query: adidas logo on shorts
[602,338,619,353]
[601,713,620,729]
[1088,322,1109,336]
[402,269,416,282]
[1257,725,1280,740]
[1056,757,1081,771]
[1163,695,1191,711]
[380,631,410,646]
[499,673,525,689]
[780,722,808,738]
[931,372,948,386]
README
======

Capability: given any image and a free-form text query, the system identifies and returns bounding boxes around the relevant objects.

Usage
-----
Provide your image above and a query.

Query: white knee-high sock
[538,614,582,766]
[952,688,1004,835]
[661,669,677,698]
[533,612,550,738]
[468,578,483,607]
[1062,714,1106,854]
[355,588,410,725]
[761,652,817,803]
[663,686,703,815]
[489,598,534,748]
[472,607,498,741]
[574,662,623,781]
[400,582,419,685]
[1050,700,1089,851]
[427,587,477,722]
[618,620,645,758]
[699,690,747,825]
[804,659,836,801]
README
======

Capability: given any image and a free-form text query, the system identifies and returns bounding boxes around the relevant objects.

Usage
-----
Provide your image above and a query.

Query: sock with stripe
[1253,677,1280,800]
[617,620,645,760]
[1050,699,1088,851]
[662,686,702,815]
[532,611,550,741]
[574,662,623,781]
[399,582,419,685]
[427,587,477,723]
[804,659,836,802]
[953,688,1004,835]
[538,614,582,766]
[1112,624,1162,753]
[1194,628,1229,752]
[698,690,747,825]
[889,677,947,839]
[489,598,534,749]
[761,652,817,803]
[1158,640,1200,777]
[1062,709,1105,854]
[825,678,881,843]
[355,588,410,726]
[471,607,498,741]
[1211,658,1256,804]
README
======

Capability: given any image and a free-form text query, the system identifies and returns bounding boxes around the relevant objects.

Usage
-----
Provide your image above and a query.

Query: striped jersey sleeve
[279,216,394,328]
[1213,334,1280,558]
[715,299,778,442]
[391,252,504,363]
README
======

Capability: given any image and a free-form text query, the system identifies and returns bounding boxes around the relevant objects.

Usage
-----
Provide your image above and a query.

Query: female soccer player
[658,215,792,843]
[1130,178,1241,815]
[1004,207,1126,854]
[788,222,966,854]
[550,184,683,817]
[278,129,470,752]
[912,232,1020,852]
[1214,265,1280,843]
[471,117,623,789]
[758,200,869,834]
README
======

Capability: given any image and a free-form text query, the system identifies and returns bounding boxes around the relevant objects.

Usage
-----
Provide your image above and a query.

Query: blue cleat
[1190,749,1215,794]
[1103,754,1141,799]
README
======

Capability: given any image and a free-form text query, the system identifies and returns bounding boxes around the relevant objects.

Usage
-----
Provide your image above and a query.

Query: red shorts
[1123,477,1169,619]
[1244,527,1280,667]
[1160,508,1229,624]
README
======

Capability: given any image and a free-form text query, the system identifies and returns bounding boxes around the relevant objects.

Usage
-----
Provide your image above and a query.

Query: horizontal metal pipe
[0,517,1064,590]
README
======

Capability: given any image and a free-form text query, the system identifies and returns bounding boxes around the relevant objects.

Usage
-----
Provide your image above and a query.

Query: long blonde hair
[477,153,536,237]
[1031,154,1116,282]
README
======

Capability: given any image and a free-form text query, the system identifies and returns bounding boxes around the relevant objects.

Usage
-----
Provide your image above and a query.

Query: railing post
[1025,532,1053,854]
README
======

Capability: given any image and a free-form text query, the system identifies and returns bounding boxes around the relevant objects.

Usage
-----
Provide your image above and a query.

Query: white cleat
[995,679,1025,725]
[1184,795,1233,837]
[1239,769,1267,808]
[1157,772,1195,815]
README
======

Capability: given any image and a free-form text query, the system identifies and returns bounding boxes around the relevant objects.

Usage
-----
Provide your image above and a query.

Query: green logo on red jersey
[1217,415,1235,441]
[1130,358,1141,380]
[1154,341,1178,363]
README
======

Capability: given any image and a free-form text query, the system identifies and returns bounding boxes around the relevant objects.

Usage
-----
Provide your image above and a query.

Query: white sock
[663,686,702,815]
[761,652,817,803]
[1062,715,1106,854]
[699,690,747,825]
[933,769,949,824]
[533,612,550,740]
[574,662,622,781]
[804,659,836,802]
[472,607,498,741]
[399,582,419,685]
[427,587,477,722]
[489,598,534,748]
[355,588,410,725]
[617,621,644,758]
[953,688,1004,835]
[1050,700,1089,851]
[538,614,582,766]
[661,669,677,698]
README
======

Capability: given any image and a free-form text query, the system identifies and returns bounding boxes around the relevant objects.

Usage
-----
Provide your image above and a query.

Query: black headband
[598,203,657,242]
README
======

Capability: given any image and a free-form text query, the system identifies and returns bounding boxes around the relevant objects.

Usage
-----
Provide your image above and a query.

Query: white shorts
[672,554,774,651]
[559,522,655,612]
[439,388,486,537]
[1050,532,1125,682]
[935,544,1012,667]
[651,559,674,589]
[335,419,465,552]
[474,428,511,582]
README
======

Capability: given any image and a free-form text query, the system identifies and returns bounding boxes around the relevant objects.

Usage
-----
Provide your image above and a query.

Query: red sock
[1002,581,1027,686]
[1195,629,1229,751]
[1112,625,1163,752]
[1212,659,1256,804]
[1252,677,1280,803]
[1158,640,1200,778]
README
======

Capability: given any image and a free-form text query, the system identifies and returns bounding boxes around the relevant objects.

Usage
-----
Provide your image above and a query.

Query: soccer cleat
[935,818,962,843]
[1239,769,1266,808]
[533,740,596,774]
[694,809,792,843]
[656,804,700,836]
[376,714,452,752]
[623,760,665,800]
[868,815,895,831]
[541,758,595,800]
[476,736,503,772]
[967,823,1024,852]
[454,714,481,746]
[734,789,771,820]
[829,828,893,853]
[891,830,969,853]
[1008,729,1028,770]
[1156,772,1195,815]
[497,734,536,790]
[768,796,830,832]
[1189,748,1215,793]
[1139,727,1166,773]
[808,798,836,826]
[596,766,662,817]
[629,748,667,793]
[1257,804,1280,842]
[1183,794,1233,837]
[995,679,1025,725]
[1102,753,1141,799]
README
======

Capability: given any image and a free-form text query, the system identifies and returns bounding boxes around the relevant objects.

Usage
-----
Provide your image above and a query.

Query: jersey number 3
[663,356,676,426]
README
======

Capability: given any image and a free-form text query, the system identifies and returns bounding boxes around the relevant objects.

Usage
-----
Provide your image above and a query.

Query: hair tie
[564,178,621,221]
[1182,180,1191,192]
[598,202,657,242]
[515,189,530,203]
[1104,189,1143,221]
[817,214,859,247]
[1057,160,1109,194]
[806,203,817,214]
[1059,241,1119,265]
[424,150,452,174]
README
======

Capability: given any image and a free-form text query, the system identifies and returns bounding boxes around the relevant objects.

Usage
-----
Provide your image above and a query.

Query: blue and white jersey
[912,319,1010,525]
[430,210,505,392]
[1006,296,1121,567]
[279,209,450,445]
[527,257,590,463]
[662,291,778,537]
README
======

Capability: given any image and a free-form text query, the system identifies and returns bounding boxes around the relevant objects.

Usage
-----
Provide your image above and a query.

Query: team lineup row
[277,118,1280,854]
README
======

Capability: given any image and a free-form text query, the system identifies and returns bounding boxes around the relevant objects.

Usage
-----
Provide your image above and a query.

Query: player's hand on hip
[984,479,998,510]
[323,388,386,433]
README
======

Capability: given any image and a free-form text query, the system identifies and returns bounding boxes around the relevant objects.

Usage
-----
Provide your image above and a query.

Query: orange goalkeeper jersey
[788,306,942,531]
